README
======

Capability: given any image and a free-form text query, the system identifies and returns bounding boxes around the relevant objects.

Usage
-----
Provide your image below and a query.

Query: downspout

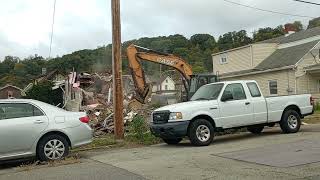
[250,45,253,67]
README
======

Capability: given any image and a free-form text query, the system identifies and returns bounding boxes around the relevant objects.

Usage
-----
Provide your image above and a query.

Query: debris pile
[67,71,150,137]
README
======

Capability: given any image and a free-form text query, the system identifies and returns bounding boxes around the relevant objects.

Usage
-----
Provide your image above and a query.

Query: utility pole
[111,0,124,139]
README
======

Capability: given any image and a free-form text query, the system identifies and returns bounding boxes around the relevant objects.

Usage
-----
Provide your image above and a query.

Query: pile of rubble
[86,103,154,137]
[75,71,151,137]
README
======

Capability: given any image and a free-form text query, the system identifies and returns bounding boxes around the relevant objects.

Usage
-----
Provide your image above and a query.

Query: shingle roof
[220,40,319,78]
[254,40,319,70]
[257,26,320,44]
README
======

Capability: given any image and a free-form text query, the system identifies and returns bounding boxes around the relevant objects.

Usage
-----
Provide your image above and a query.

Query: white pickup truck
[150,80,314,146]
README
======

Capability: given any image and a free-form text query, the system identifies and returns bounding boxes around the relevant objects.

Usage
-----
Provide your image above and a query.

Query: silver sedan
[0,99,93,161]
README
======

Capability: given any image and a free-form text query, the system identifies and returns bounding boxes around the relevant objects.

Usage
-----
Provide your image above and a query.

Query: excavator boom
[127,44,193,103]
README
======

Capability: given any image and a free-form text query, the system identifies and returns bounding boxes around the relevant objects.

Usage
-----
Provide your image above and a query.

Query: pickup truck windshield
[190,83,224,101]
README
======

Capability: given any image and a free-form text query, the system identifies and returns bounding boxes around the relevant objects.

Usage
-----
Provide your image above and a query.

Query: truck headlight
[169,112,183,120]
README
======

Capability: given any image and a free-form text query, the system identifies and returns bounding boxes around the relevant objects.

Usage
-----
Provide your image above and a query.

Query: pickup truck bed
[150,80,314,146]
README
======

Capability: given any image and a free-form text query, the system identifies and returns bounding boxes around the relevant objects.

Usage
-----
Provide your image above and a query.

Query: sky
[0,0,319,60]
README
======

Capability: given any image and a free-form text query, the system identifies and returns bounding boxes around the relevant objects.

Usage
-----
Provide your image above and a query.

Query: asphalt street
[1,124,320,180]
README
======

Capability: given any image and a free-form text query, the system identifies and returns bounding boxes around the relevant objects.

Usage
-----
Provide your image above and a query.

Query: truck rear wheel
[280,110,301,133]
[188,119,214,146]
[162,138,182,145]
[247,126,264,134]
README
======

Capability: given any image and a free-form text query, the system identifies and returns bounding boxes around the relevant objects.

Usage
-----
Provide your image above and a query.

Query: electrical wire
[223,0,317,18]
[49,0,57,59]
[293,0,320,6]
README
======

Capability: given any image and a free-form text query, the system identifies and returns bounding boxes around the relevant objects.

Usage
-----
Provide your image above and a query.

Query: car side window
[222,83,246,101]
[246,82,261,97]
[0,103,44,120]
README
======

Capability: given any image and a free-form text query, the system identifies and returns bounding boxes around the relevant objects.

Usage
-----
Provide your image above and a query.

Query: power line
[49,0,57,59]
[293,0,320,6]
[223,0,316,18]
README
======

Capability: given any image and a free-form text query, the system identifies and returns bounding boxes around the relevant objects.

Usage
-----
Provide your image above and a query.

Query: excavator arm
[127,44,193,103]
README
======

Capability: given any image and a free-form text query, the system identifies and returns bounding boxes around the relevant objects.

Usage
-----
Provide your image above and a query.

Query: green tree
[253,25,285,42]
[26,81,61,105]
[308,17,320,29]
[190,34,216,50]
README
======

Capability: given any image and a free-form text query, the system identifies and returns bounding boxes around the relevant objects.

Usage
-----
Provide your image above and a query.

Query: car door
[218,83,254,128]
[0,103,49,156]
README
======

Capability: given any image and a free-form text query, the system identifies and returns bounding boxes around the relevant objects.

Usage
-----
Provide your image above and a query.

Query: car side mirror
[221,91,233,102]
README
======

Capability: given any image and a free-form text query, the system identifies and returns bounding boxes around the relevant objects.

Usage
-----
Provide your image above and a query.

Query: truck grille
[152,111,170,124]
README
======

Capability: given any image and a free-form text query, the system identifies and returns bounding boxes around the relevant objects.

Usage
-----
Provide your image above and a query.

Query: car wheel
[280,110,301,134]
[188,119,214,146]
[247,126,264,134]
[162,138,182,145]
[37,134,69,161]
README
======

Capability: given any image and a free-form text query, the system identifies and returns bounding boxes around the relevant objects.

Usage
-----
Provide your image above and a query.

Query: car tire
[247,126,264,134]
[188,119,214,146]
[162,138,182,145]
[280,110,301,134]
[37,134,69,161]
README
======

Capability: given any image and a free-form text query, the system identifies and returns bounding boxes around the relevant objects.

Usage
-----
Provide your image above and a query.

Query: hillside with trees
[0,18,319,88]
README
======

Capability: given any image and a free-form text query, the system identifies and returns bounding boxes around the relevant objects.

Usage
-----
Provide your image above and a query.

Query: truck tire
[162,138,182,145]
[247,126,264,134]
[280,110,301,134]
[188,119,214,146]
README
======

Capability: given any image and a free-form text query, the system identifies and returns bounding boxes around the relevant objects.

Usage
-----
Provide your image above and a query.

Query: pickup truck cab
[150,80,314,146]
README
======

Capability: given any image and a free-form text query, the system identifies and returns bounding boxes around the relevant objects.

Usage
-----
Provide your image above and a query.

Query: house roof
[219,40,319,78]
[257,27,320,44]
[36,69,64,82]
[254,40,319,70]
[0,84,24,92]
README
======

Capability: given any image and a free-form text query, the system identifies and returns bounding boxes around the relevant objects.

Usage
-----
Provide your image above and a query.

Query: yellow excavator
[127,44,218,104]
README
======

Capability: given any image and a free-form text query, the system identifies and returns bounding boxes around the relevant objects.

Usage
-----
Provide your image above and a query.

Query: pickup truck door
[246,82,268,124]
[218,83,254,128]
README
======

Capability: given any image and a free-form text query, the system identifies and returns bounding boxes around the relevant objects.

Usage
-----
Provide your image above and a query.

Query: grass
[73,135,118,151]
[18,154,81,171]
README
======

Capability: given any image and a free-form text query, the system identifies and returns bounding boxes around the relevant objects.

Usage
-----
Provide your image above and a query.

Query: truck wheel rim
[288,115,298,129]
[44,139,65,160]
[196,125,210,142]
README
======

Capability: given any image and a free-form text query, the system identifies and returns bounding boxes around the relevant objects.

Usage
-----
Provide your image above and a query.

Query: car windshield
[190,83,224,101]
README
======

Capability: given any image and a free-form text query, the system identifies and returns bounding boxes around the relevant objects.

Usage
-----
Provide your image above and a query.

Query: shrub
[126,115,160,145]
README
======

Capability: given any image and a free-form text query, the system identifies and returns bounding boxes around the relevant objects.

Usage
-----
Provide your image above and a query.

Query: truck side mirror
[221,91,233,102]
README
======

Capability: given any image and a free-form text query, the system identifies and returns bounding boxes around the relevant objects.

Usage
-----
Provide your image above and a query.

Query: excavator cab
[186,74,218,100]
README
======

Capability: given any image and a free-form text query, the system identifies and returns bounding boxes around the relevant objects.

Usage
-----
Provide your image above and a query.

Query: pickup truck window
[190,83,224,101]
[222,83,246,101]
[247,82,261,97]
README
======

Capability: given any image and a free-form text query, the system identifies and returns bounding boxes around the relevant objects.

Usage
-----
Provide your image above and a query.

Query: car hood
[155,100,218,112]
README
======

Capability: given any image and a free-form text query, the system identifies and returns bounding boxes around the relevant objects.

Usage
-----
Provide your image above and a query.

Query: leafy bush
[126,115,160,145]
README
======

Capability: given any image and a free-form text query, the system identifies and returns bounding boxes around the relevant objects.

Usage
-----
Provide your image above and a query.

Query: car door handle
[210,107,218,110]
[34,120,44,124]
[245,102,250,105]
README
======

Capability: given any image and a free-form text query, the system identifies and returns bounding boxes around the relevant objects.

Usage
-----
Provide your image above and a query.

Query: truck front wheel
[280,110,301,133]
[188,119,214,146]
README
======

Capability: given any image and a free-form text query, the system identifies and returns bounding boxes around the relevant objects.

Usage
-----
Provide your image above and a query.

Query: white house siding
[212,46,252,75]
[295,42,320,95]
[252,43,278,67]
[221,69,295,96]
[160,77,175,91]
[296,74,318,95]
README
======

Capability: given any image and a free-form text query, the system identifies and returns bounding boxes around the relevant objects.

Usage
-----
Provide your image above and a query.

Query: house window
[166,79,168,83]
[165,85,168,90]
[220,54,227,64]
[269,80,278,95]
